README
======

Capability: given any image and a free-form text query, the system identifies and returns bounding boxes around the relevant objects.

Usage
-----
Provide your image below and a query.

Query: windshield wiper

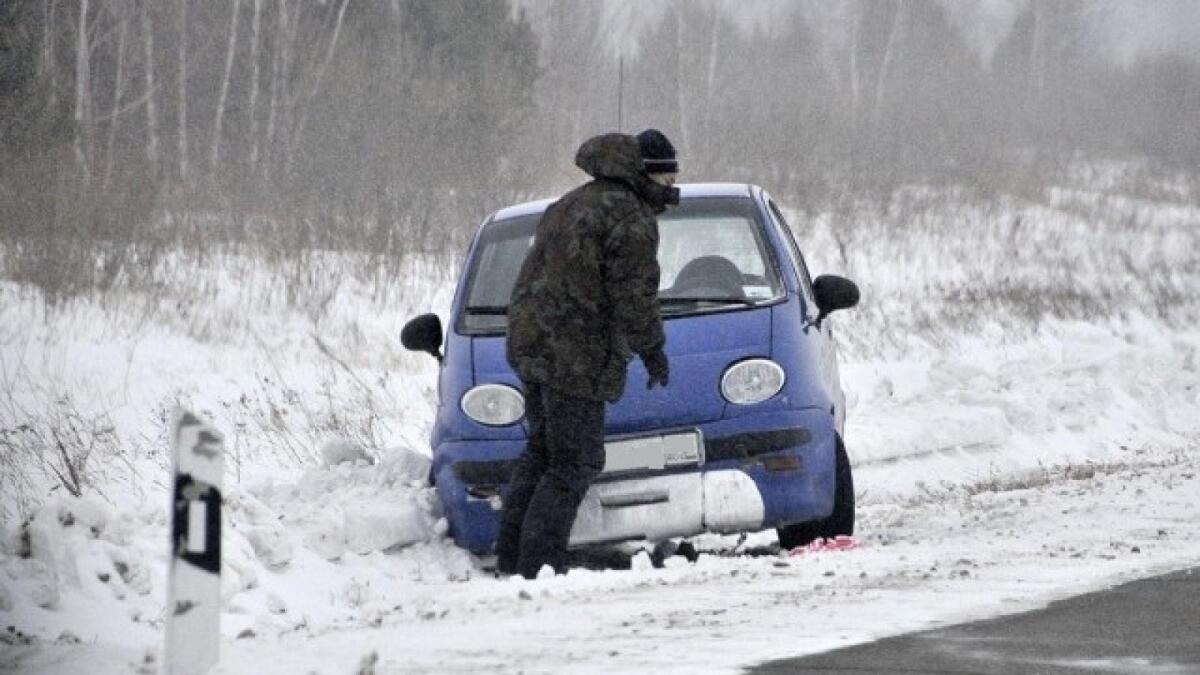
[659,296,758,308]
[464,305,509,315]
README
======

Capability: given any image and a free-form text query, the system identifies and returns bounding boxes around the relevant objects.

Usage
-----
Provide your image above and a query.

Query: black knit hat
[636,128,678,174]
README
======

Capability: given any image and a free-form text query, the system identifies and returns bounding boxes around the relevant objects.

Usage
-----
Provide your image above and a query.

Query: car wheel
[776,437,854,550]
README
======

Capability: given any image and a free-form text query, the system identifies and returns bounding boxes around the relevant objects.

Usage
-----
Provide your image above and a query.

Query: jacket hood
[575,133,680,212]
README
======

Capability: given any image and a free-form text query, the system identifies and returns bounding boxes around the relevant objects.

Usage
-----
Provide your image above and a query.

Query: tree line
[2,0,1197,267]
[1,0,538,256]
[543,0,1200,203]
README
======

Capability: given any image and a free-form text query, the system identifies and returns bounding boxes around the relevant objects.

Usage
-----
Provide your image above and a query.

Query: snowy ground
[2,167,1199,673]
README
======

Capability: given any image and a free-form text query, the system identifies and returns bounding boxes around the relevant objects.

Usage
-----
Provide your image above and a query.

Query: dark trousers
[495,381,605,578]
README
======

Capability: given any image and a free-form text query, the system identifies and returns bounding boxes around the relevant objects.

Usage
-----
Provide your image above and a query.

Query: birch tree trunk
[44,0,59,109]
[286,0,350,174]
[140,0,160,178]
[1027,3,1046,109]
[703,4,719,145]
[177,0,190,183]
[274,0,300,181]
[210,0,242,171]
[73,0,93,183]
[674,7,689,153]
[264,0,287,180]
[872,0,905,130]
[103,16,128,189]
[848,4,861,129]
[248,0,263,168]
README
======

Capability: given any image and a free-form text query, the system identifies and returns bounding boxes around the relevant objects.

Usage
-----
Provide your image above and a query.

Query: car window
[467,233,533,308]
[458,197,785,334]
[768,200,817,315]
[459,214,539,333]
[657,206,783,304]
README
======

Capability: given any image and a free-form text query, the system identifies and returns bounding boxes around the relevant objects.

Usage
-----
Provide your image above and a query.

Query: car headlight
[461,384,525,426]
[720,359,785,405]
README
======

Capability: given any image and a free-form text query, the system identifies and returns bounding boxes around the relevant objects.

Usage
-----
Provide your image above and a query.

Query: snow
[2,171,1200,673]
[845,319,1200,505]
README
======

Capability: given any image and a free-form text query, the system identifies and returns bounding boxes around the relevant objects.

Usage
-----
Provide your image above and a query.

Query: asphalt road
[749,567,1200,675]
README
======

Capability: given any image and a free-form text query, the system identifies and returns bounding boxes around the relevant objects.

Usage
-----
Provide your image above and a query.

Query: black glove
[643,347,669,389]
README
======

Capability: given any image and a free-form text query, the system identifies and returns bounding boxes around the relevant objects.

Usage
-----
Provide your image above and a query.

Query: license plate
[603,431,703,474]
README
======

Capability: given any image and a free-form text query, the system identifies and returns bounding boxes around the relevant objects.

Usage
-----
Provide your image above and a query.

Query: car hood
[471,307,773,435]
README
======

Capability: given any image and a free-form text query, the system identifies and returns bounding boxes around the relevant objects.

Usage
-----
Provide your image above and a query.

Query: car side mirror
[401,313,444,362]
[810,275,860,330]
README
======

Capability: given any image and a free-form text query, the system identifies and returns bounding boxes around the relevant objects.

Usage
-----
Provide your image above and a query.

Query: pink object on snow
[788,535,863,556]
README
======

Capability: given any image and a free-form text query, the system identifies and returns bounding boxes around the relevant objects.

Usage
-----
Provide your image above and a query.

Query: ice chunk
[99,510,139,547]
[102,542,152,597]
[26,507,66,566]
[320,439,373,468]
[244,525,294,568]
[266,592,287,615]
[305,516,347,561]
[221,531,260,601]
[341,578,371,608]
[8,558,60,609]
[375,446,432,486]
[342,495,434,555]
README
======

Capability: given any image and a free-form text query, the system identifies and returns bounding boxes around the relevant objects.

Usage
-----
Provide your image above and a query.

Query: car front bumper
[432,407,838,554]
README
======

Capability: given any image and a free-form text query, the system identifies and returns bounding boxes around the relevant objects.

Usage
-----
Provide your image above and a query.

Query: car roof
[490,182,757,221]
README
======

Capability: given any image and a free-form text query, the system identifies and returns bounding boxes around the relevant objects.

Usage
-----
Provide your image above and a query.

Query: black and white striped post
[165,410,224,674]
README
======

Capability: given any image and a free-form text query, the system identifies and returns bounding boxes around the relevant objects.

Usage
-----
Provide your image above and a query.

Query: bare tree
[674,6,689,152]
[73,0,93,183]
[247,0,263,168]
[263,0,292,180]
[209,0,241,172]
[284,0,351,177]
[103,9,129,189]
[176,0,189,182]
[1026,2,1046,108]
[43,0,59,109]
[872,0,905,130]
[847,3,862,130]
[7,0,1195,280]
[139,0,160,178]
[702,3,720,143]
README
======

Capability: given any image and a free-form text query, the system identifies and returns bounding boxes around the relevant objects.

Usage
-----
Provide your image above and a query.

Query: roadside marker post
[165,410,224,675]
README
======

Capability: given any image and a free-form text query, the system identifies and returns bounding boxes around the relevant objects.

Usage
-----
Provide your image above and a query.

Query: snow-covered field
[2,165,1199,673]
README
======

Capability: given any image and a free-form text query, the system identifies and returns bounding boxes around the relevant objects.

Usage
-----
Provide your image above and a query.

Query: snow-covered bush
[0,400,122,522]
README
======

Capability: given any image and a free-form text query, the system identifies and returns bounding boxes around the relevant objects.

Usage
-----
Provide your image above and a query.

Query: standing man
[497,129,680,579]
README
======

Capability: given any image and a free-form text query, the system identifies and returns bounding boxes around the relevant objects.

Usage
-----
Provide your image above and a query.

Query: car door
[765,198,847,431]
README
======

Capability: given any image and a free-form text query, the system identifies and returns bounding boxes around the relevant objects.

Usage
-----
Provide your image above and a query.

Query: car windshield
[458,196,784,334]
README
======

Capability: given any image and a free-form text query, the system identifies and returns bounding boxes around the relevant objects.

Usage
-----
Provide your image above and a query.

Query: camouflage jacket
[506,133,679,402]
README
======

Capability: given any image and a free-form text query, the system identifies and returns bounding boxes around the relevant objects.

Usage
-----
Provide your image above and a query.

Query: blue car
[402,183,859,555]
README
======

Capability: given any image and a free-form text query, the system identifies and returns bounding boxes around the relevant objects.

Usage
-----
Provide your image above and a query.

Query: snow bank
[0,444,473,651]
[0,495,162,650]
[4,317,1196,674]
[844,318,1200,502]
[247,445,441,561]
